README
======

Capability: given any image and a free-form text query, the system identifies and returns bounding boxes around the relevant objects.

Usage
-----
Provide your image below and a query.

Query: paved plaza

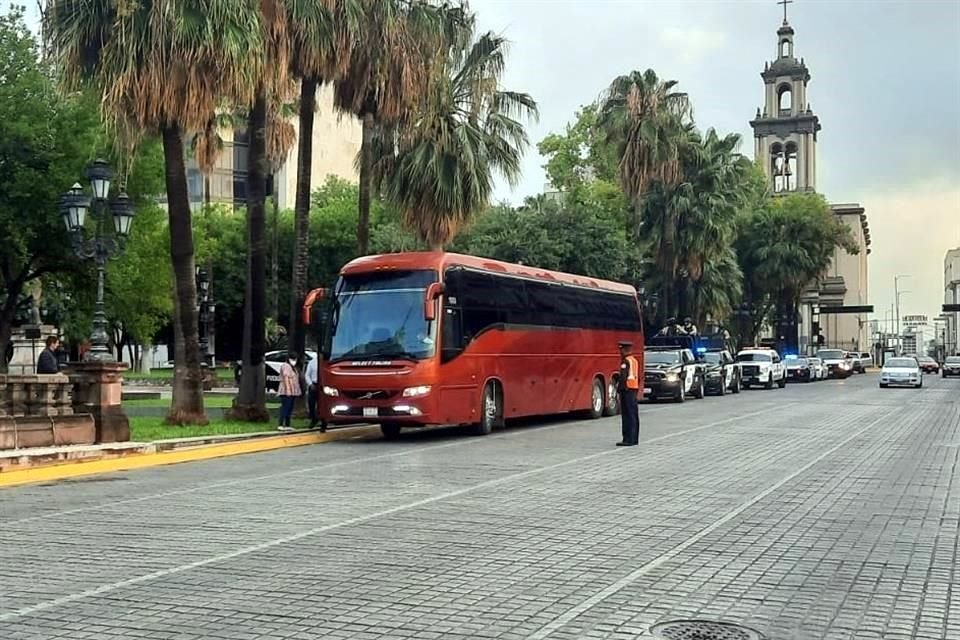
[1,373,958,639]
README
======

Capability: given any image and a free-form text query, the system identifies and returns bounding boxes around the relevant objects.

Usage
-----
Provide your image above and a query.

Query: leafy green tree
[49,0,265,424]
[377,28,538,249]
[0,7,100,371]
[736,191,858,345]
[537,103,617,193]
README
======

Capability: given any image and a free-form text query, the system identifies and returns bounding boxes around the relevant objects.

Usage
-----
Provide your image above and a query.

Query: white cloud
[659,26,729,64]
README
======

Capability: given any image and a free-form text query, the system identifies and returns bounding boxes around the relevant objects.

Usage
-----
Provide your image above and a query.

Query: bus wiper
[328,350,420,364]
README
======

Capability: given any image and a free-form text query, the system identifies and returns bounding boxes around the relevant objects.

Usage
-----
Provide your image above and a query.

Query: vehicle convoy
[943,356,960,378]
[643,337,705,402]
[303,252,644,438]
[737,348,786,389]
[816,349,854,379]
[880,357,923,388]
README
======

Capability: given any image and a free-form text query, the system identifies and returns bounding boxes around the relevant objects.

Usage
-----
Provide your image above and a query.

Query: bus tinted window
[446,267,641,335]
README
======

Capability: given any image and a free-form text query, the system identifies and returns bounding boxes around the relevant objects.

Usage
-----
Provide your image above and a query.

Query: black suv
[700,349,741,395]
[643,337,705,402]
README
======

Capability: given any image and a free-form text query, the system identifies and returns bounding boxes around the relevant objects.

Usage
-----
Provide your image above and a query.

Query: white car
[736,348,787,389]
[808,357,827,380]
[879,357,923,389]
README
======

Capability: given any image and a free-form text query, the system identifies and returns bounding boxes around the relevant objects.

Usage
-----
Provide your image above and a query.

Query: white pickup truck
[736,348,787,389]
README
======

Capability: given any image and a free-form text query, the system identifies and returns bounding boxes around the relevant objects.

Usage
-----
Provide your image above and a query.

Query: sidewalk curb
[0,425,380,489]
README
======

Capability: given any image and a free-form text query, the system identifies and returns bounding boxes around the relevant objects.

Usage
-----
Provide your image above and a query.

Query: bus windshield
[329,270,438,362]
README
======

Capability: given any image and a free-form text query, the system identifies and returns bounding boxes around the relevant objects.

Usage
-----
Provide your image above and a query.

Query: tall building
[749,9,871,353]
[945,248,960,355]
[184,84,362,210]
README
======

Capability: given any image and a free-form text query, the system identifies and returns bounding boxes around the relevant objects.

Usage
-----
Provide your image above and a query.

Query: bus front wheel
[586,377,605,419]
[474,382,501,436]
[381,423,402,439]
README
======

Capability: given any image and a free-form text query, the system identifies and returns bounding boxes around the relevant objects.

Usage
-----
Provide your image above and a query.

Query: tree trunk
[357,113,375,255]
[161,124,207,425]
[270,195,279,321]
[0,285,20,375]
[229,88,270,422]
[288,77,317,363]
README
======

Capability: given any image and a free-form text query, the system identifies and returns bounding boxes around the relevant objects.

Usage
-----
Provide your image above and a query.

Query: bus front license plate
[363,407,378,417]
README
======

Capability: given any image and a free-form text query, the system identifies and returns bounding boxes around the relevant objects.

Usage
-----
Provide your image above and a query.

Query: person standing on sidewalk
[304,355,324,431]
[277,352,302,432]
[616,340,640,447]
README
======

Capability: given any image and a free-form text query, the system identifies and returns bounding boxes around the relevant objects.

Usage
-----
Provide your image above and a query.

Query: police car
[736,347,786,389]
[643,335,706,402]
[235,350,318,393]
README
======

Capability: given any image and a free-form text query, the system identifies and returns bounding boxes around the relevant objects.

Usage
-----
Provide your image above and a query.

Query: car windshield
[329,270,438,362]
[645,351,681,365]
[947,357,960,364]
[737,353,771,362]
[702,352,723,365]
[918,357,935,363]
[787,358,808,365]
[885,358,918,368]
[817,350,844,359]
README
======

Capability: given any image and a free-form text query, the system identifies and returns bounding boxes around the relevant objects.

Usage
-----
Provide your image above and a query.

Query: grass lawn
[123,395,237,409]
[124,367,234,382]
[129,416,313,442]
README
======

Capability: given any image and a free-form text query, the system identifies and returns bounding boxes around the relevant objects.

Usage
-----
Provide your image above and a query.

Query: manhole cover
[649,620,765,640]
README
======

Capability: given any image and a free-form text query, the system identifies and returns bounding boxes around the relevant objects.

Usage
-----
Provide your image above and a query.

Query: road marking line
[0,405,783,622]
[526,405,904,640]
[1,402,685,525]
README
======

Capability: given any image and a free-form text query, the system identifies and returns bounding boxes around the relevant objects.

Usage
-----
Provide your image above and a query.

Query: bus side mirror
[424,282,444,321]
[303,288,331,357]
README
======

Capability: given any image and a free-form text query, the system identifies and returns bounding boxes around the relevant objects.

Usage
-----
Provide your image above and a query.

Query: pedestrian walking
[36,336,60,374]
[304,355,324,431]
[277,352,301,432]
[616,340,640,447]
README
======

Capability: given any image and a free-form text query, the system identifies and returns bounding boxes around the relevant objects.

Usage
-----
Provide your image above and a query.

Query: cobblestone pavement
[1,372,957,639]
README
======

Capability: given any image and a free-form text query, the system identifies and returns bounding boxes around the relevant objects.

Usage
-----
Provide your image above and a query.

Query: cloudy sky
[8,0,960,326]
[468,0,960,326]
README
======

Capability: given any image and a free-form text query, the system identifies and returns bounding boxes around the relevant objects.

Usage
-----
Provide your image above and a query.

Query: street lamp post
[893,274,911,355]
[60,159,135,362]
[195,268,215,367]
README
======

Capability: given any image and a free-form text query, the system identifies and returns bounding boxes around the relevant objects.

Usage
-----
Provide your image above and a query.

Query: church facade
[749,12,872,354]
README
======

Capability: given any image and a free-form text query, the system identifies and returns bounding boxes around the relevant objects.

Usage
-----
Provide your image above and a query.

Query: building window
[778,84,792,113]
[780,39,791,58]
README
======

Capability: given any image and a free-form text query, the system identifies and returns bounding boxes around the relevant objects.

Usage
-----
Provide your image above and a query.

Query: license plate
[363,407,378,417]
[643,387,652,394]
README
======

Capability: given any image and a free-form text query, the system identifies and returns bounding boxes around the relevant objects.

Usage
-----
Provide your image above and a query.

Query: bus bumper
[321,395,437,426]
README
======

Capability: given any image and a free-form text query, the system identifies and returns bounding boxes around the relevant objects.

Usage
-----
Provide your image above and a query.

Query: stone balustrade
[0,373,97,451]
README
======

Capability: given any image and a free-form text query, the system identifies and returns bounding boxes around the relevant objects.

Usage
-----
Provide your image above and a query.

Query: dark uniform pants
[619,389,639,444]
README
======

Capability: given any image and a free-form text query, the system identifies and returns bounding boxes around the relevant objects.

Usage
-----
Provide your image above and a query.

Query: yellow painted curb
[0,426,381,489]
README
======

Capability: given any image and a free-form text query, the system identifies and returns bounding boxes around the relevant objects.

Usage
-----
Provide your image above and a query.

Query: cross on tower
[778,0,793,23]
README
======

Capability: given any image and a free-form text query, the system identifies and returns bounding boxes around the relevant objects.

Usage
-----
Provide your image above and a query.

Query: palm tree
[334,0,462,254]
[48,0,263,425]
[377,30,539,249]
[597,69,692,240]
[285,0,362,363]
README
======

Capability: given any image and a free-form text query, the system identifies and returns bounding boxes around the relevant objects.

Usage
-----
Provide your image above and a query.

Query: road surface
[1,373,957,639]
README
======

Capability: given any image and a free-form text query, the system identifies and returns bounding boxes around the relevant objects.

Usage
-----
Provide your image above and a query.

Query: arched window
[780,39,791,58]
[778,84,792,114]
[785,142,798,191]
[770,143,785,192]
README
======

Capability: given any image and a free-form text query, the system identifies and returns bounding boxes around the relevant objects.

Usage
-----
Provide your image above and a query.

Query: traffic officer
[616,340,640,447]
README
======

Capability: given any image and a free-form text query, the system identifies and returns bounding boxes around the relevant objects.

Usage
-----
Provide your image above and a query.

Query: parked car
[857,351,874,370]
[807,357,827,381]
[845,351,866,374]
[943,356,960,378]
[916,356,940,374]
[736,348,787,389]
[235,350,318,393]
[879,356,923,388]
[816,349,853,379]
[643,346,705,402]
[700,349,741,395]
[784,356,814,382]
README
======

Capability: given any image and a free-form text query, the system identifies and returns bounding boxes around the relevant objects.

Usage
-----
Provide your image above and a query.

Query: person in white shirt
[304,355,323,431]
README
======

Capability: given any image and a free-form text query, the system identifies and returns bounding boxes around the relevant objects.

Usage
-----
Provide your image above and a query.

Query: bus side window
[441,307,465,362]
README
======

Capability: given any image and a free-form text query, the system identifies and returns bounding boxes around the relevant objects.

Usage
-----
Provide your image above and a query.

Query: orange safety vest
[622,355,640,390]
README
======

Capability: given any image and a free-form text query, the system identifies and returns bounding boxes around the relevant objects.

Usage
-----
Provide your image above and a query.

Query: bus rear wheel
[602,379,620,416]
[474,382,501,436]
[588,377,604,419]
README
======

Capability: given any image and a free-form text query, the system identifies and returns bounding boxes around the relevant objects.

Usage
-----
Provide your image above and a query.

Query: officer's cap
[617,340,633,348]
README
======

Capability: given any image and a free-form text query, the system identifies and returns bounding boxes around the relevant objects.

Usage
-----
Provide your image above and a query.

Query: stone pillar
[7,324,57,375]
[68,361,130,443]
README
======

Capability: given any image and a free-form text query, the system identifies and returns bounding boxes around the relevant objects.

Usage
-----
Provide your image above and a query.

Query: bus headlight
[402,385,432,398]
[322,386,340,397]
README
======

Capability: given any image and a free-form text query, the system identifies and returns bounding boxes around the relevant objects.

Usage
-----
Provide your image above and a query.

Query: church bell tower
[750,3,821,194]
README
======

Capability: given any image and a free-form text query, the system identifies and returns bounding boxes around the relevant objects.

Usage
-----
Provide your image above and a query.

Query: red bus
[304,252,644,438]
